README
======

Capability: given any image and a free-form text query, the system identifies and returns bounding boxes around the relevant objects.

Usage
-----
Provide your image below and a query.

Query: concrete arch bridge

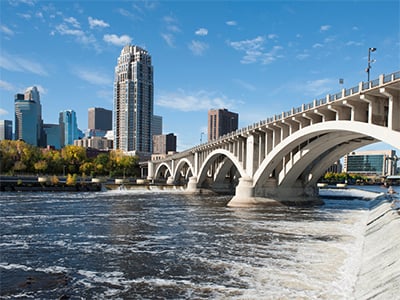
[147,71,400,206]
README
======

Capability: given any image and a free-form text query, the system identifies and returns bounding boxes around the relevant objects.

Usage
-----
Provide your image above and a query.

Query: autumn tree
[61,145,87,174]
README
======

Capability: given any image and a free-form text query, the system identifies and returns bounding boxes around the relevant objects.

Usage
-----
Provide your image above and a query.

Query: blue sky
[1,0,399,151]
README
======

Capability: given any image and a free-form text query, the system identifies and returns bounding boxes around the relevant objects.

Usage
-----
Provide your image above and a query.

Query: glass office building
[14,86,44,146]
[0,120,13,140]
[59,110,80,147]
[344,150,397,176]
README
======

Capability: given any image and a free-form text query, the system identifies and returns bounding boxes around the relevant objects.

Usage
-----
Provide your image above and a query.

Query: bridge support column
[186,176,198,192]
[228,177,283,207]
[166,176,174,185]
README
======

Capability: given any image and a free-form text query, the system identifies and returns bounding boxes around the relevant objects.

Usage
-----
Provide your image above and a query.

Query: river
[0,186,396,299]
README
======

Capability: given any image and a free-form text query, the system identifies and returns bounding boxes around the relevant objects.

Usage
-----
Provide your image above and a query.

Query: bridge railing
[153,71,400,162]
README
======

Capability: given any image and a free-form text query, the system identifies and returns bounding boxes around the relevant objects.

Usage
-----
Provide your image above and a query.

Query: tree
[62,145,87,174]
[34,160,48,175]
[80,161,94,176]
[109,150,139,177]
[94,153,111,176]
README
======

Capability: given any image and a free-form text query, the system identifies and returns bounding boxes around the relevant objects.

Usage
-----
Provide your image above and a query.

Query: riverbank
[354,194,400,298]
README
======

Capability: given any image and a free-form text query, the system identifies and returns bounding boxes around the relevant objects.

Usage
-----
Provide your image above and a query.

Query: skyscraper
[113,45,154,158]
[0,120,13,140]
[14,86,44,146]
[153,133,177,154]
[208,108,239,141]
[59,110,80,147]
[152,115,162,136]
[88,107,112,131]
[43,124,61,149]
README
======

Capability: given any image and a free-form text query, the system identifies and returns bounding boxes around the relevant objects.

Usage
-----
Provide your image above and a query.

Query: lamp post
[200,132,205,143]
[366,47,376,82]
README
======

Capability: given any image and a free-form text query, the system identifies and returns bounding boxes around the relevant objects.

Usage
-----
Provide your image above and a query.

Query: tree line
[0,140,140,178]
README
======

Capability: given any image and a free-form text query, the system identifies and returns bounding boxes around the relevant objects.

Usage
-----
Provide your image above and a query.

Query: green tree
[94,153,110,176]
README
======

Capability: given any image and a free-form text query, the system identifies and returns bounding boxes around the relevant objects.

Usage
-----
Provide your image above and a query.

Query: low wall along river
[354,196,400,298]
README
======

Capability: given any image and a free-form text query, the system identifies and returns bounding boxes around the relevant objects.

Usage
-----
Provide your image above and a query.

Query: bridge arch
[253,121,400,194]
[197,149,246,191]
[173,158,194,184]
[154,162,173,181]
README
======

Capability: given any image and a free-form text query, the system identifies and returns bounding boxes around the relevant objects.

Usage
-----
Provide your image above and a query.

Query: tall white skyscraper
[113,45,154,158]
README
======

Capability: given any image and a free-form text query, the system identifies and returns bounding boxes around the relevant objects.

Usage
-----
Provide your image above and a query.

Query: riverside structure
[147,71,400,206]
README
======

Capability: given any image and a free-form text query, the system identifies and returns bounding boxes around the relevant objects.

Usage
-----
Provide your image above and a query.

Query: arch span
[154,162,173,181]
[173,158,194,184]
[197,149,246,189]
[253,121,399,190]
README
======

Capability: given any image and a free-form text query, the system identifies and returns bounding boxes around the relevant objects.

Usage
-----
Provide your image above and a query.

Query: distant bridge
[148,71,400,206]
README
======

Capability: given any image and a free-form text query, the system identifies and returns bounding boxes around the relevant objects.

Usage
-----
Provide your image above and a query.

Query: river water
[0,186,394,299]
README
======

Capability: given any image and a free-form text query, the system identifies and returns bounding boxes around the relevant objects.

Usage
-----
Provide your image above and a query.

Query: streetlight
[200,132,205,143]
[366,47,377,82]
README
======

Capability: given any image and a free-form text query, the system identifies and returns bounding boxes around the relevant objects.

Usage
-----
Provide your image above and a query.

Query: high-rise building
[88,107,112,131]
[208,108,239,141]
[14,86,45,146]
[343,150,397,176]
[152,115,162,136]
[113,45,154,158]
[153,133,177,154]
[0,120,13,140]
[43,124,61,149]
[59,110,80,147]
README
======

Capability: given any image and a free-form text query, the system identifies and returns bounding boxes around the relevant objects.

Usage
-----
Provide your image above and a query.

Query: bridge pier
[186,176,198,192]
[185,176,217,195]
[228,177,322,207]
[166,176,174,185]
[228,177,284,207]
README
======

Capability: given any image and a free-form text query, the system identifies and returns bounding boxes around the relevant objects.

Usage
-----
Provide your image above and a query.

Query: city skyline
[1,1,399,151]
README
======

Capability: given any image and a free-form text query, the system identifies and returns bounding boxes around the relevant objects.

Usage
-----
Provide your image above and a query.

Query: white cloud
[0,108,9,116]
[233,79,256,91]
[228,36,283,65]
[17,13,31,19]
[296,53,310,60]
[88,16,110,29]
[300,78,335,96]
[103,34,132,46]
[188,40,209,56]
[55,23,83,36]
[64,16,80,28]
[312,43,323,48]
[9,0,35,6]
[54,22,98,50]
[0,25,14,35]
[320,25,331,32]
[0,52,48,76]
[117,8,135,18]
[346,41,363,47]
[162,15,181,47]
[195,28,208,36]
[75,69,112,86]
[161,33,175,48]
[226,20,237,26]
[157,89,238,112]
[229,36,264,52]
[0,80,15,91]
